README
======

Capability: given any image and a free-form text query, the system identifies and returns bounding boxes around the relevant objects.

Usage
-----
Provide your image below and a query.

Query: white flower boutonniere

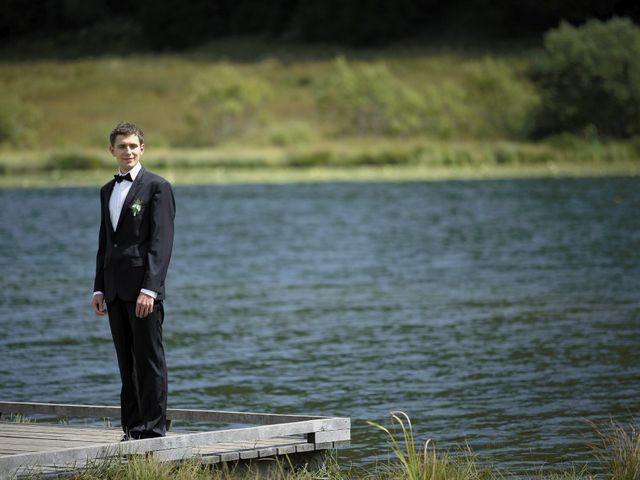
[129,198,143,217]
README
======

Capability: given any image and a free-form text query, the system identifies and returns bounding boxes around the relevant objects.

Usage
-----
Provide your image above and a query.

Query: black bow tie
[114,173,133,183]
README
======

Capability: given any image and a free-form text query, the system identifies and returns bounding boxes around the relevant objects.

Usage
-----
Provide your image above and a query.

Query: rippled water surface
[1,178,639,474]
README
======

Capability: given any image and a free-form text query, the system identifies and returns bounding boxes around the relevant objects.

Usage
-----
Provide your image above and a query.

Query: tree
[529,17,640,138]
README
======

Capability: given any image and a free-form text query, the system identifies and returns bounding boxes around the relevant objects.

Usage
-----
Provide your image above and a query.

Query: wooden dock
[0,401,350,479]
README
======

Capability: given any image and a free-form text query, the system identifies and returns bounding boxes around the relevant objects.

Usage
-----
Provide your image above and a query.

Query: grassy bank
[65,414,639,480]
[1,39,638,187]
[0,41,536,148]
[1,139,638,188]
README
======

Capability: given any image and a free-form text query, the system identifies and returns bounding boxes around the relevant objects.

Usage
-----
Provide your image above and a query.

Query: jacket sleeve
[142,180,175,293]
[93,189,106,293]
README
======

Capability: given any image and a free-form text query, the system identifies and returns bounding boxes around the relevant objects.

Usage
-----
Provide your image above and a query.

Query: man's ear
[109,144,115,156]
[140,143,145,155]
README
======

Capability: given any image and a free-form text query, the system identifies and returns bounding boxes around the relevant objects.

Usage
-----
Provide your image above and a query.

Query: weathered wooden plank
[150,447,193,462]
[219,451,240,463]
[0,429,185,446]
[276,445,297,455]
[0,402,120,420]
[333,440,351,449]
[166,408,320,425]
[0,439,96,450]
[0,417,348,477]
[239,449,259,460]
[0,402,322,425]
[197,453,221,464]
[257,446,278,457]
[314,442,333,450]
[0,430,117,441]
[0,426,122,442]
[0,403,350,479]
[0,424,117,434]
[0,423,186,442]
[295,443,315,453]
[309,428,351,443]
[193,437,306,458]
[0,432,111,443]
[0,448,31,455]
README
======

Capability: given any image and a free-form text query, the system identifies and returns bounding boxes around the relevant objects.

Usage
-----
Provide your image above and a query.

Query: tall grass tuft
[368,411,494,480]
[592,420,640,480]
[72,453,346,480]
[73,455,212,480]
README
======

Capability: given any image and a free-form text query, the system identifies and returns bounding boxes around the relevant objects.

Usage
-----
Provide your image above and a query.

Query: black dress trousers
[107,297,167,438]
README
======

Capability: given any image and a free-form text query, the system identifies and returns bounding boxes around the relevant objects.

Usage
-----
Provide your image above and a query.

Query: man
[91,122,175,440]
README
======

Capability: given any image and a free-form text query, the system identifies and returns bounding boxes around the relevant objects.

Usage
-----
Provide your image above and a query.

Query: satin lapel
[115,167,145,233]
[105,180,116,236]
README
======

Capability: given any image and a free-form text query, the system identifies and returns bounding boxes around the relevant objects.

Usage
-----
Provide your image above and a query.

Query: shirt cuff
[140,288,158,299]
[93,291,104,297]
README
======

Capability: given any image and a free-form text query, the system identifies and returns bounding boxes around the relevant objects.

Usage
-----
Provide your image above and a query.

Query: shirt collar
[118,162,142,181]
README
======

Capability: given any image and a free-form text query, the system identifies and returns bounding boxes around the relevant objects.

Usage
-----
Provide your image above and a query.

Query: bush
[529,17,640,139]
[190,65,272,143]
[316,57,427,136]
[268,121,314,147]
[460,59,539,140]
[0,96,38,147]
[46,151,104,170]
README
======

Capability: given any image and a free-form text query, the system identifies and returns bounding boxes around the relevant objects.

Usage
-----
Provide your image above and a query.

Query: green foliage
[0,95,38,147]
[5,413,34,423]
[317,56,538,140]
[592,421,640,480]
[268,121,314,147]
[316,57,427,136]
[530,17,640,138]
[72,455,212,480]
[368,411,494,480]
[419,60,539,140]
[285,148,421,168]
[190,65,273,143]
[460,59,539,139]
[46,151,105,170]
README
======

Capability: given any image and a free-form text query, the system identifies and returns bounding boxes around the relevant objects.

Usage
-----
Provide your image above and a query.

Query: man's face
[110,134,144,173]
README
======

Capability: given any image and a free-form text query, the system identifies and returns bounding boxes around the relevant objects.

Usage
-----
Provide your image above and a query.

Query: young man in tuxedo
[91,122,175,440]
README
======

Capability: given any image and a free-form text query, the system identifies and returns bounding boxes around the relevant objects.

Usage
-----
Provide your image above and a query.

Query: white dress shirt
[109,161,142,230]
[93,162,157,300]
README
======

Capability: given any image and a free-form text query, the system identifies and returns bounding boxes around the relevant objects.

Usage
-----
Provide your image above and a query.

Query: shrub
[286,151,335,168]
[268,121,314,147]
[592,420,640,480]
[316,57,427,136]
[0,96,38,147]
[460,59,539,139]
[529,17,640,138]
[190,65,273,143]
[46,151,104,170]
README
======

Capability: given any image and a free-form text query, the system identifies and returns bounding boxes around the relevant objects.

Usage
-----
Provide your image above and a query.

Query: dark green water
[1,178,639,474]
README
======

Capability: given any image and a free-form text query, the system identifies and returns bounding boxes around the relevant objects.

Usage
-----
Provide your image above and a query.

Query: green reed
[368,411,495,480]
[591,420,640,480]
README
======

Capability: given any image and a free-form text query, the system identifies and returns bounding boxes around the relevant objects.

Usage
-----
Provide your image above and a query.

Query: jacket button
[114,243,118,248]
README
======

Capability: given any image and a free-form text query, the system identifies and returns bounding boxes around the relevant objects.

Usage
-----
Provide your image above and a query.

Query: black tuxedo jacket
[94,167,175,303]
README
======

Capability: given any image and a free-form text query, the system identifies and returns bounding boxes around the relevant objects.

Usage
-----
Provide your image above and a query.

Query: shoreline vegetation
[1,140,638,188]
[1,36,639,188]
[63,414,639,480]
[7,413,638,479]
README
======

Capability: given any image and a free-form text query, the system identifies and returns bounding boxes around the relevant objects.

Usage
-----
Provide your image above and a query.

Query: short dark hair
[109,122,144,146]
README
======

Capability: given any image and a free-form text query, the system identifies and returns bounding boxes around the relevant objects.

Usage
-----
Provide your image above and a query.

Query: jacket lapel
[115,167,145,233]
[105,180,117,236]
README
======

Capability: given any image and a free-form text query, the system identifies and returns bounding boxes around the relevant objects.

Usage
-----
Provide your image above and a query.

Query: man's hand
[136,292,155,318]
[91,293,106,316]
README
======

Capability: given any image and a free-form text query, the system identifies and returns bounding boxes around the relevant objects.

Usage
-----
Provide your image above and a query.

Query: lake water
[1,178,639,474]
